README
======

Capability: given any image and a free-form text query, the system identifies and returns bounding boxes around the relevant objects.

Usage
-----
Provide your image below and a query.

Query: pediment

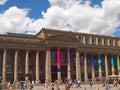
[43,34,79,44]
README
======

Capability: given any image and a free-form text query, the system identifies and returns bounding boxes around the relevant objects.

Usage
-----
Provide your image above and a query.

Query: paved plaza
[33,84,120,90]
[2,84,120,90]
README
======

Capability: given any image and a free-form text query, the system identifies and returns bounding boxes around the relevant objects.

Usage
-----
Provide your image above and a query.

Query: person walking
[65,83,70,90]
[77,80,81,88]
[44,81,49,90]
[8,85,12,90]
[89,80,93,88]
[7,81,10,88]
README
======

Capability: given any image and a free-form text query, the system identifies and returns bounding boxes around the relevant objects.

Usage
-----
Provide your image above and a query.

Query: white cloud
[0,0,120,36]
[0,6,33,34]
[28,0,120,35]
[0,0,7,5]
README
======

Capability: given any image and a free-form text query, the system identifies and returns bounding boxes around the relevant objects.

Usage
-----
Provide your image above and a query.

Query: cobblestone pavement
[2,84,120,90]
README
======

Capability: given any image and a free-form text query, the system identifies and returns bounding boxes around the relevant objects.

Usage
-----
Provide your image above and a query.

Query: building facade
[0,28,120,83]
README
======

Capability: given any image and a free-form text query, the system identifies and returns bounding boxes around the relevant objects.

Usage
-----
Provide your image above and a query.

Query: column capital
[2,48,7,51]
[67,48,70,51]
[57,47,61,50]
[25,49,29,52]
[36,50,40,52]
[76,48,80,52]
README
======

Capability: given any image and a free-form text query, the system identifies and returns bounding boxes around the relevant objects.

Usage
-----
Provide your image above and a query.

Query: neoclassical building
[0,28,120,83]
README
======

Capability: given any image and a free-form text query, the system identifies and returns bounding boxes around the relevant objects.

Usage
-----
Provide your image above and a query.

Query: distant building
[0,28,120,83]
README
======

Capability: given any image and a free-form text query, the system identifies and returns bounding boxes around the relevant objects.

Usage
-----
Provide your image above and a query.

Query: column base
[96,77,102,81]
[56,79,62,84]
[92,78,96,81]
[85,78,89,82]
[13,80,18,84]
[35,80,41,84]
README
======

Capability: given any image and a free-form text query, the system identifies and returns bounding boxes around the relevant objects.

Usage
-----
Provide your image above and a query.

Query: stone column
[102,38,104,46]
[36,50,40,83]
[105,54,108,77]
[76,49,81,80]
[108,38,110,46]
[90,36,92,45]
[25,50,29,81]
[113,39,115,46]
[96,37,98,45]
[67,50,71,80]
[45,48,51,81]
[57,49,61,81]
[84,53,88,81]
[2,49,7,81]
[83,35,85,44]
[14,50,18,82]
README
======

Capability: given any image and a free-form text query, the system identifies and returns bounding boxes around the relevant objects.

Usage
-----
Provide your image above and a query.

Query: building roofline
[36,27,120,39]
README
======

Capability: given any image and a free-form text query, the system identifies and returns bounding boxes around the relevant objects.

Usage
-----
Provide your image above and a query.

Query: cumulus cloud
[28,0,120,35]
[0,6,33,34]
[0,0,8,5]
[0,0,120,35]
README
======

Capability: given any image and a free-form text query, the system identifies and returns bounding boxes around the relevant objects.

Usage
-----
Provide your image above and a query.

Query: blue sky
[0,0,102,19]
[0,0,50,19]
[0,0,120,37]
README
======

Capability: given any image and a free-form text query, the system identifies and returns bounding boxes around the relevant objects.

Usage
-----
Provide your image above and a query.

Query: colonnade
[1,48,120,83]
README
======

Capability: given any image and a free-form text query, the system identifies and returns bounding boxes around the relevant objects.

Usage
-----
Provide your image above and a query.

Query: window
[18,65,22,72]
[98,38,102,45]
[7,53,12,61]
[29,65,33,72]
[104,39,108,45]
[61,52,66,62]
[18,53,22,61]
[80,56,84,64]
[110,39,113,46]
[85,37,89,44]
[80,37,83,44]
[51,51,56,62]
[6,65,12,72]
[92,38,96,45]
[29,53,32,59]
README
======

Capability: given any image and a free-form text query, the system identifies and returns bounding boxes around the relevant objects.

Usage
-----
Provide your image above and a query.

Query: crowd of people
[0,80,35,90]
[0,78,120,90]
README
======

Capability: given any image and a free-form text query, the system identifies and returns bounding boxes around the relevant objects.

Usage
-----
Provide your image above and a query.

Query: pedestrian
[77,80,81,88]
[44,81,48,90]
[8,85,12,90]
[65,83,70,90]
[105,82,109,90]
[7,81,10,88]
[90,80,93,88]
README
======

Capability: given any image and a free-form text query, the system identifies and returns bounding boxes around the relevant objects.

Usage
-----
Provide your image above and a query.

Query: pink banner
[57,50,60,68]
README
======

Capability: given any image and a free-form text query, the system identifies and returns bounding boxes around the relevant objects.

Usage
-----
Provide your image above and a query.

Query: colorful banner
[111,56,115,75]
[117,55,120,74]
[91,55,95,74]
[98,55,102,73]
[57,50,61,72]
